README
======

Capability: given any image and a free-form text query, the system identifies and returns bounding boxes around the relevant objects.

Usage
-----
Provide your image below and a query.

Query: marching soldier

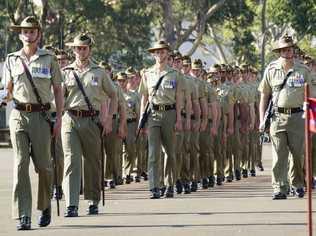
[52,49,70,200]
[259,34,311,199]
[2,16,63,230]
[139,40,184,199]
[62,33,117,216]
[117,72,140,183]
[99,62,126,188]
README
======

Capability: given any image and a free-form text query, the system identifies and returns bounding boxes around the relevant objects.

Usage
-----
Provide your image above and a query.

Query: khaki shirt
[123,90,140,119]
[2,48,62,104]
[63,60,116,111]
[114,82,126,115]
[139,65,184,105]
[258,58,312,108]
[217,83,234,115]
[206,82,217,119]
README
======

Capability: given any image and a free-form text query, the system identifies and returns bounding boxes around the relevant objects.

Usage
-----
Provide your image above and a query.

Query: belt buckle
[284,108,291,115]
[25,104,32,112]
[76,110,82,117]
[159,105,165,111]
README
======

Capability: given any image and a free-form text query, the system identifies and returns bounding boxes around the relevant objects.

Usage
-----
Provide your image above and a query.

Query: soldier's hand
[227,127,234,135]
[52,118,62,138]
[210,127,217,137]
[118,124,126,139]
[258,122,265,133]
[175,119,183,131]
[140,128,148,135]
[200,119,207,132]
[193,120,200,132]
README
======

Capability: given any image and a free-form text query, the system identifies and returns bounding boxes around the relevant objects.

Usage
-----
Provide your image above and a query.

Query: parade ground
[0,144,315,236]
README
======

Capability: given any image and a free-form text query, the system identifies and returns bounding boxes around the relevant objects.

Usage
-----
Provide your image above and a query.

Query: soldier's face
[173,59,182,70]
[20,28,40,45]
[57,57,69,69]
[279,47,294,60]
[182,64,190,74]
[153,49,169,64]
[191,69,202,77]
[74,46,90,61]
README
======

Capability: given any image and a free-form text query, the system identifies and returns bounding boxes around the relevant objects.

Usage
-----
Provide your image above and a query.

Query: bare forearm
[259,93,270,123]
[53,84,63,118]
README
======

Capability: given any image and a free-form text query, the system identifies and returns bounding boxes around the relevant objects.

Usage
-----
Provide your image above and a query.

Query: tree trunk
[260,0,267,77]
[160,0,175,47]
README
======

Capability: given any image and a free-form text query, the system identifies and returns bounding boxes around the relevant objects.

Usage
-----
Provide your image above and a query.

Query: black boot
[64,206,78,217]
[165,186,174,198]
[235,170,241,181]
[150,188,161,199]
[87,205,98,215]
[184,182,191,194]
[17,216,31,230]
[191,181,198,192]
[160,186,166,197]
[38,206,51,227]
[242,169,248,178]
[109,180,116,189]
[176,180,183,194]
[216,176,223,186]
[250,169,256,177]
[135,176,141,183]
[202,178,208,189]
[208,176,215,188]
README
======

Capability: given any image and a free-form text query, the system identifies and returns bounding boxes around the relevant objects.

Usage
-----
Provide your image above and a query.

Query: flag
[308,97,316,133]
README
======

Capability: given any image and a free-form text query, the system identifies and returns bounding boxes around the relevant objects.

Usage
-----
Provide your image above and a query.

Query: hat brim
[65,42,90,47]
[272,43,296,52]
[10,25,39,32]
[147,46,169,53]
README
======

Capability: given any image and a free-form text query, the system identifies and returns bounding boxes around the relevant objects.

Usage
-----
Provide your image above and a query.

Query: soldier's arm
[2,57,13,102]
[249,103,255,130]
[259,92,270,124]
[210,101,218,132]
[227,103,234,134]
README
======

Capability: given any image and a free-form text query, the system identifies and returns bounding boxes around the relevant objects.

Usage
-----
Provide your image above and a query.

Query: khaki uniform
[181,75,199,183]
[258,58,311,194]
[2,48,62,219]
[189,76,207,183]
[139,65,184,190]
[215,83,234,181]
[199,82,217,180]
[62,61,116,207]
[104,83,125,183]
[123,90,140,176]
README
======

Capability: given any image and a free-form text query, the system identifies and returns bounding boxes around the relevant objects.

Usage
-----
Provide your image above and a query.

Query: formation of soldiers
[1,16,316,231]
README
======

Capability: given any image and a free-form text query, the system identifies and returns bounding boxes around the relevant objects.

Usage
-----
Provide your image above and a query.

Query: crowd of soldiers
[1,16,316,231]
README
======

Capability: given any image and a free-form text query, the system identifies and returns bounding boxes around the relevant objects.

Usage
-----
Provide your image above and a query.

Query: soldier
[259,34,311,199]
[99,62,126,188]
[139,40,184,199]
[2,16,63,230]
[189,59,208,191]
[125,67,144,182]
[62,33,117,216]
[117,72,140,183]
[50,49,70,200]
[181,56,201,193]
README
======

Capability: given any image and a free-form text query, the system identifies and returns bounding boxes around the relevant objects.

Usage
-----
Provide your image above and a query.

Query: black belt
[15,103,50,112]
[127,118,137,123]
[68,109,99,117]
[277,107,303,115]
[152,103,176,111]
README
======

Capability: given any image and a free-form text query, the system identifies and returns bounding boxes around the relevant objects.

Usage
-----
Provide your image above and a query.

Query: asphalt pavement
[0,144,315,236]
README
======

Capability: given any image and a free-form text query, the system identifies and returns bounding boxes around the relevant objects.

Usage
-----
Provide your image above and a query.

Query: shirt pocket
[271,79,284,92]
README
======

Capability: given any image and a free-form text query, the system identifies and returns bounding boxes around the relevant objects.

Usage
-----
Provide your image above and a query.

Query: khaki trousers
[62,112,101,207]
[10,109,52,219]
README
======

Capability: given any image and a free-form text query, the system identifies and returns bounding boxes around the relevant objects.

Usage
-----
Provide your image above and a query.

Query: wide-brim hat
[66,33,93,47]
[191,59,203,70]
[99,61,112,70]
[10,16,41,32]
[148,40,170,53]
[116,72,128,81]
[208,64,221,73]
[272,34,296,52]
[125,66,137,77]
[182,55,191,65]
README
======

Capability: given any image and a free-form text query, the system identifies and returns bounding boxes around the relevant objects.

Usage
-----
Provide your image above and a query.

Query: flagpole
[305,83,312,236]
